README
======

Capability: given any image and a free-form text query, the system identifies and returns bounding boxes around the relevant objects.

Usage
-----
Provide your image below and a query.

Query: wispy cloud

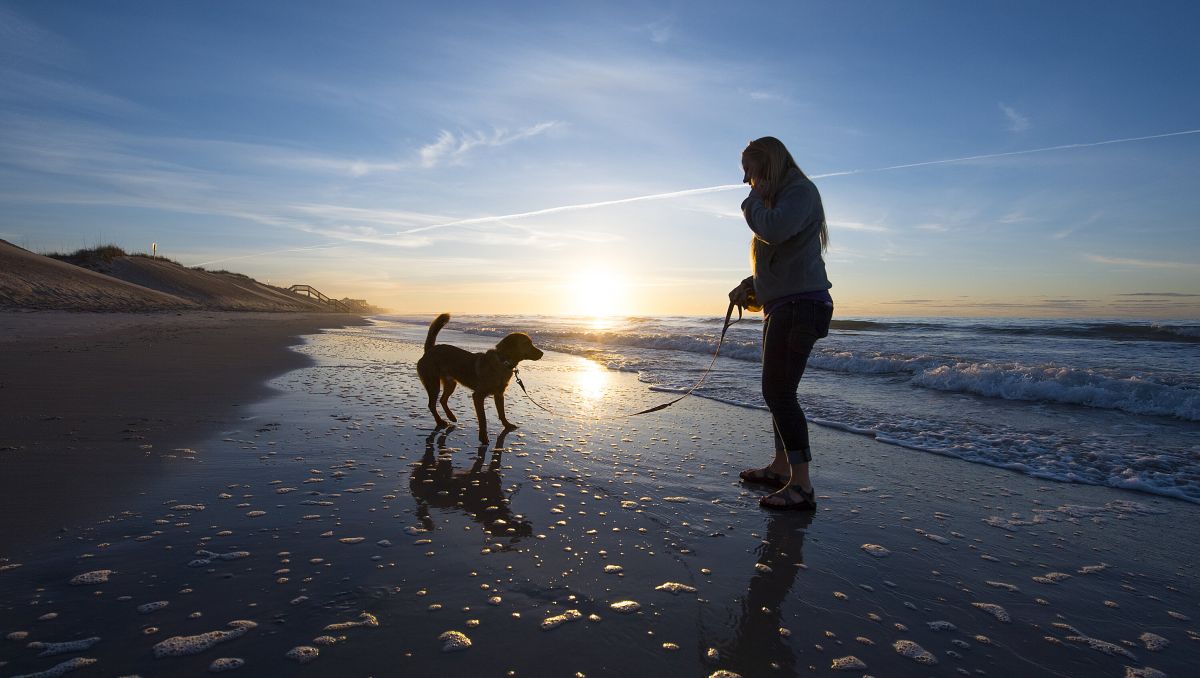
[748,90,782,101]
[418,121,560,168]
[1117,292,1200,297]
[1052,210,1104,240]
[999,102,1030,132]
[996,210,1031,224]
[1085,254,1198,270]
[830,220,889,233]
[640,17,675,44]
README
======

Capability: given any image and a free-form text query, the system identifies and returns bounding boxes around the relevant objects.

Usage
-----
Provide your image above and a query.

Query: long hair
[743,136,828,251]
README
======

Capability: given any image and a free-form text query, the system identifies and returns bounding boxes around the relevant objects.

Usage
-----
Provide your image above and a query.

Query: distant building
[338,298,377,313]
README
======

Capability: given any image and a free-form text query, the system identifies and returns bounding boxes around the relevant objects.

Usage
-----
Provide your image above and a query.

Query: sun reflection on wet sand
[574,359,609,404]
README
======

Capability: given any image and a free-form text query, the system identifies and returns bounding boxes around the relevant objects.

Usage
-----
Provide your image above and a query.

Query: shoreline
[0,310,367,550]
[0,318,1197,677]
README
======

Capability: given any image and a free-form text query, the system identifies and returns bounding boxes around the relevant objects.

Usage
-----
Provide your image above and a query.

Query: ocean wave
[809,349,1200,421]
[969,321,1200,343]
[674,389,1200,504]
[909,362,1200,421]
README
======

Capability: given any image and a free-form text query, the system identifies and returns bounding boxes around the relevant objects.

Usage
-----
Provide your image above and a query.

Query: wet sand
[1,319,1197,677]
[0,311,367,549]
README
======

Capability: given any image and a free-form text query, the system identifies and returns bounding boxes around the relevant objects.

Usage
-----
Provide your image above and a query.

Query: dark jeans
[762,300,833,464]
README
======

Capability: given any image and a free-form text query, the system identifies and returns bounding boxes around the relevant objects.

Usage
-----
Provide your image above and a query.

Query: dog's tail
[425,313,450,351]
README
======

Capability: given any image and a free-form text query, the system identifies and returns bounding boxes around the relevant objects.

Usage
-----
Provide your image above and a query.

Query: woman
[729,136,833,511]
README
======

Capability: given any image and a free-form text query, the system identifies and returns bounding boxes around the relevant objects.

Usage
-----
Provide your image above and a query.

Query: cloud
[996,210,1030,224]
[1085,254,1198,270]
[830,220,889,233]
[1117,292,1200,297]
[418,121,560,168]
[999,103,1030,132]
[1052,210,1104,240]
[748,90,782,101]
[641,17,675,44]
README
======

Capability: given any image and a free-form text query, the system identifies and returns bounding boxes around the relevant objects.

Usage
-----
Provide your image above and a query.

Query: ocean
[374,314,1200,503]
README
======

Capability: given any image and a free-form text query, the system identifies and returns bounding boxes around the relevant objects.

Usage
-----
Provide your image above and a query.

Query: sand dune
[0,240,191,311]
[0,240,343,312]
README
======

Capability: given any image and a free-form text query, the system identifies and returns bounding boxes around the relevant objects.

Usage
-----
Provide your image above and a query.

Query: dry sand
[1,319,1197,677]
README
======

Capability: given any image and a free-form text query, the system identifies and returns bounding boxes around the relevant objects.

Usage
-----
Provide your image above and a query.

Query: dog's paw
[502,421,519,431]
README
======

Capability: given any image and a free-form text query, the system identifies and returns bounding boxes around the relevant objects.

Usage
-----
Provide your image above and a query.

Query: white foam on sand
[927,621,956,631]
[285,646,319,663]
[860,544,890,557]
[68,570,112,586]
[439,631,471,652]
[10,656,97,678]
[137,601,169,614]
[609,600,641,613]
[655,582,697,594]
[830,655,867,670]
[208,657,244,672]
[971,603,1011,622]
[189,550,250,567]
[28,637,101,657]
[540,609,582,630]
[892,640,937,664]
[1139,632,1169,651]
[323,612,379,631]
[152,620,257,658]
[1125,667,1168,678]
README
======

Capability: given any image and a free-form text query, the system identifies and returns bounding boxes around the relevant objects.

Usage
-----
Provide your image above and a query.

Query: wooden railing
[287,284,352,312]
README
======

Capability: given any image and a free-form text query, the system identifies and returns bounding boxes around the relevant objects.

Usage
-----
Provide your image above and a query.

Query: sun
[567,267,629,320]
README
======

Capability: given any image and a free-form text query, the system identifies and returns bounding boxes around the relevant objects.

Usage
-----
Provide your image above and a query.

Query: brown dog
[416,313,544,442]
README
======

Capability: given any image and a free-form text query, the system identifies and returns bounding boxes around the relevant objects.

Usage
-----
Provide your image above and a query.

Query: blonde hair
[743,136,828,251]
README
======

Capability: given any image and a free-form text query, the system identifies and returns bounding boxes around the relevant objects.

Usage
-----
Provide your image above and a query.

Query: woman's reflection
[705,511,815,675]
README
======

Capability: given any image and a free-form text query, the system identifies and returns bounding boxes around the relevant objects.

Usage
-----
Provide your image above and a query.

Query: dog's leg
[472,392,490,443]
[495,392,517,431]
[418,363,448,428]
[440,378,459,423]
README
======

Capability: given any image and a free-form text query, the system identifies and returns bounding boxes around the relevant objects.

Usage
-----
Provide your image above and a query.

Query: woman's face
[741,154,760,188]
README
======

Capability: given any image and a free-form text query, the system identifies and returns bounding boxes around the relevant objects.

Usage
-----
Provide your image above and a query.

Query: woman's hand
[729,279,754,307]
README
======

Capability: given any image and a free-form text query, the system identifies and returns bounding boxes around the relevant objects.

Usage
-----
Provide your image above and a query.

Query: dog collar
[500,358,515,370]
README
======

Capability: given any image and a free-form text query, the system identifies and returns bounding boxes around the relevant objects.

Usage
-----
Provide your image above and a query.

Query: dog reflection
[410,430,532,541]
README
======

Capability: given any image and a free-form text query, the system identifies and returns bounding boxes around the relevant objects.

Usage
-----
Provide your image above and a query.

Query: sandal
[739,467,787,488]
[759,485,817,511]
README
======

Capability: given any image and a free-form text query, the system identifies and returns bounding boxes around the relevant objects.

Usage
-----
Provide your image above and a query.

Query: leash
[511,301,744,420]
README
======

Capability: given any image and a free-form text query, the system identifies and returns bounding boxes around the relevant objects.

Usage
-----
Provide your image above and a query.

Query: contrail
[399,184,742,234]
[810,128,1200,178]
[400,128,1200,234]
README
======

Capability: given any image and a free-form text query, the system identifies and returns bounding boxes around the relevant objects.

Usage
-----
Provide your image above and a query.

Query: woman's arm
[741,180,819,245]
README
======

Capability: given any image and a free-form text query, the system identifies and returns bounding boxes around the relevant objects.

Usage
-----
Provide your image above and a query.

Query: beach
[0,311,367,550]
[1,316,1198,677]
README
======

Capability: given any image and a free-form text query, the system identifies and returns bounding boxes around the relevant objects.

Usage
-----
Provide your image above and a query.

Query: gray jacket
[741,168,831,305]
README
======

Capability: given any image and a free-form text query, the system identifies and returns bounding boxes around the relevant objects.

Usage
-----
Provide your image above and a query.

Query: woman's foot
[739,466,788,488]
[759,484,817,511]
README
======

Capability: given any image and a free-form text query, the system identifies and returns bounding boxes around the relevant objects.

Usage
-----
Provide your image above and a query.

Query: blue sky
[1,1,1198,317]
